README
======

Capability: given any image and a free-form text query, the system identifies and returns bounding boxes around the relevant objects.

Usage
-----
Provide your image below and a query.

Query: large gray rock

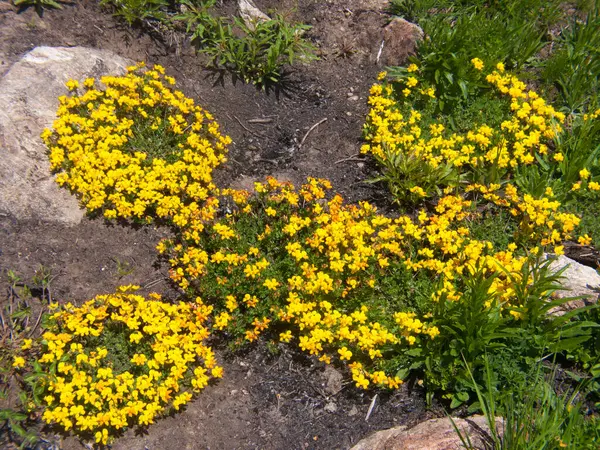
[352,415,502,450]
[547,254,600,314]
[380,18,423,66]
[0,46,133,225]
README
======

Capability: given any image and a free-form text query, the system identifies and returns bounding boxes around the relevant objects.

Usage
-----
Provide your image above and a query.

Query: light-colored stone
[546,254,600,313]
[0,46,133,225]
[351,415,502,450]
[322,365,344,395]
[238,0,270,30]
[380,18,423,66]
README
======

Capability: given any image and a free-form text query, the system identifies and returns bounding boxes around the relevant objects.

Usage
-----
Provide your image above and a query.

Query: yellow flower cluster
[37,285,220,445]
[361,62,565,195]
[42,63,231,223]
[161,176,578,390]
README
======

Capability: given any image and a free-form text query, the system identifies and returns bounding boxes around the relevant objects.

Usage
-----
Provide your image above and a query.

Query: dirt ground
[0,0,441,448]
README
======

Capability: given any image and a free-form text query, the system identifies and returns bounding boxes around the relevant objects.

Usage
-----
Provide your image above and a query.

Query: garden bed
[1,0,599,448]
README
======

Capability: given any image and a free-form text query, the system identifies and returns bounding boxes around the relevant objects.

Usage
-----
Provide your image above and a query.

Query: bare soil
[0,1,441,448]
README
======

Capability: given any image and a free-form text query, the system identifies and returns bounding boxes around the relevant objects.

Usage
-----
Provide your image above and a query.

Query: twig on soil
[143,278,165,289]
[256,159,278,165]
[230,114,264,138]
[298,118,328,149]
[376,40,385,65]
[334,153,363,164]
[247,118,274,124]
[365,394,378,421]
[28,309,44,338]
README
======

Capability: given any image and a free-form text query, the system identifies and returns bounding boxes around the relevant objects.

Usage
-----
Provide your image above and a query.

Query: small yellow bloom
[263,278,280,291]
[279,330,293,343]
[578,234,592,246]
[579,168,591,179]
[471,58,484,71]
[12,356,26,368]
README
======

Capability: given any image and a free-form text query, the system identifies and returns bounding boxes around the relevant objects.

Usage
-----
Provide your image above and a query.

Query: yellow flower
[279,330,293,343]
[407,63,418,72]
[65,79,79,91]
[13,356,26,368]
[263,278,280,291]
[21,339,33,350]
[578,234,592,246]
[338,346,352,361]
[579,168,591,179]
[471,58,484,70]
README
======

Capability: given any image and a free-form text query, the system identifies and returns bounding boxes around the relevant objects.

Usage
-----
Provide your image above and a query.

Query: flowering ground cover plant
[160,176,588,403]
[28,53,598,445]
[362,62,571,202]
[30,286,221,445]
[42,63,231,223]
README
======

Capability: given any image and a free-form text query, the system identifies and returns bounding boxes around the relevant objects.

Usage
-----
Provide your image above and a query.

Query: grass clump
[42,63,230,223]
[456,358,600,449]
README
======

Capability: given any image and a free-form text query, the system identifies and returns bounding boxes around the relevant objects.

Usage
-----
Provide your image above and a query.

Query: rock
[322,365,344,395]
[238,0,270,30]
[324,402,338,413]
[0,46,133,225]
[546,254,600,314]
[351,415,503,450]
[380,18,423,66]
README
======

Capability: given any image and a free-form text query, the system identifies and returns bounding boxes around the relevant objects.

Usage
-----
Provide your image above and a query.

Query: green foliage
[457,358,600,449]
[367,142,460,207]
[404,257,599,409]
[186,12,316,86]
[99,0,170,25]
[0,271,51,448]
[102,0,318,87]
[390,0,562,113]
[13,0,62,14]
[541,6,600,113]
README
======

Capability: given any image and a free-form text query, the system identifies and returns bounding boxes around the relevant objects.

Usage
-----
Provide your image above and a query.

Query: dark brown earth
[0,1,442,448]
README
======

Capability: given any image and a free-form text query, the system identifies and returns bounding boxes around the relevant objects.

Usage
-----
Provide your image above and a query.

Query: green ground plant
[390,0,562,114]
[99,0,169,25]
[456,357,600,449]
[193,14,315,87]
[0,271,51,448]
[12,0,63,15]
[540,6,600,113]
[26,0,600,440]
[101,0,317,87]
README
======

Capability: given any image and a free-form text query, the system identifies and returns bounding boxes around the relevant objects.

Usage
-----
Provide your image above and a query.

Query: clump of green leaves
[541,7,600,113]
[390,0,562,113]
[101,0,317,87]
[13,0,63,15]
[0,270,52,448]
[178,3,316,87]
[409,257,599,409]
[456,357,600,449]
[99,0,170,25]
